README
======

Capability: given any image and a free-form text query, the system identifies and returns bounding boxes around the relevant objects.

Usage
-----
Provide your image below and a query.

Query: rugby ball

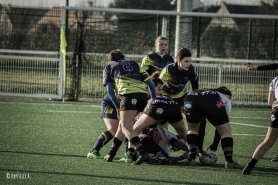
[199,150,218,165]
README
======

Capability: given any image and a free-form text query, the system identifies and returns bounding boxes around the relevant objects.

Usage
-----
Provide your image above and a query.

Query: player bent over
[133,95,188,164]
[242,76,278,175]
[184,87,240,168]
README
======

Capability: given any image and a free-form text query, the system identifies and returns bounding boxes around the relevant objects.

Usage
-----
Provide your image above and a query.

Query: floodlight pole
[174,0,192,55]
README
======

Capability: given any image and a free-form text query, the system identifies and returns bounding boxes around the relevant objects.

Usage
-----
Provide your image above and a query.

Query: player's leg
[197,116,207,154]
[243,127,278,174]
[104,121,125,162]
[214,122,240,168]
[88,118,118,159]
[207,129,221,152]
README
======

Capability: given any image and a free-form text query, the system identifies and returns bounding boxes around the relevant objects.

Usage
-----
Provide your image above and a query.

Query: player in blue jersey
[87,94,119,159]
[183,87,241,169]
[141,36,174,76]
[243,76,278,174]
[103,49,156,165]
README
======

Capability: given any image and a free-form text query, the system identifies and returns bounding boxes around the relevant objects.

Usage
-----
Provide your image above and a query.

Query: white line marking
[230,117,268,119]
[233,134,265,136]
[46,110,99,113]
[231,122,268,128]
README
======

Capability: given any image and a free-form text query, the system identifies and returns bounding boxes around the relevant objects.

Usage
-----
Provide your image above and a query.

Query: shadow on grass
[0,150,85,158]
[0,168,221,185]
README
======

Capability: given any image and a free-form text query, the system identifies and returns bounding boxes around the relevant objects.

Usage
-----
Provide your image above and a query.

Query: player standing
[242,76,278,174]
[103,49,156,165]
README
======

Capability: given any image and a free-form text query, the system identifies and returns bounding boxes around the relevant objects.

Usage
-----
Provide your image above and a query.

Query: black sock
[248,158,258,168]
[130,136,147,155]
[108,137,122,156]
[187,134,199,161]
[221,137,234,163]
[209,129,221,151]
[198,117,206,153]
[123,137,129,153]
[91,130,114,152]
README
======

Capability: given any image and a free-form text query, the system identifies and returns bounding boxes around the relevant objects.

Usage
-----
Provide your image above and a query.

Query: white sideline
[231,122,268,128]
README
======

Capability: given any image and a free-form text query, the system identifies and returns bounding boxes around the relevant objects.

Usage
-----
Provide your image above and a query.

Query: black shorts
[270,107,278,128]
[101,99,118,120]
[119,93,148,112]
[184,93,229,126]
[144,99,183,123]
[172,93,187,107]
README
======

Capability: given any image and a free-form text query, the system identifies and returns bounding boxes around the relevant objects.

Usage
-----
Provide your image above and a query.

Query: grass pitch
[0,98,277,185]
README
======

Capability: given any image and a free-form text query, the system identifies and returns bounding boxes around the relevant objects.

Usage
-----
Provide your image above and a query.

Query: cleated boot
[132,153,150,165]
[242,164,253,175]
[119,153,133,163]
[87,150,104,159]
[225,161,241,169]
[104,154,115,162]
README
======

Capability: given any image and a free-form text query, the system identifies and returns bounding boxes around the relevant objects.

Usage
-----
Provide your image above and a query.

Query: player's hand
[245,63,257,71]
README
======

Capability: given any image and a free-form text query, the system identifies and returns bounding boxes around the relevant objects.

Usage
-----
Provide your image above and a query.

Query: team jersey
[269,76,278,108]
[159,62,198,99]
[141,52,174,75]
[150,124,176,156]
[103,59,151,95]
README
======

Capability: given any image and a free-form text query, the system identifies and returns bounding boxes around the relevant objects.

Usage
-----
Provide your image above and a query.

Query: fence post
[272,19,277,60]
[218,65,222,87]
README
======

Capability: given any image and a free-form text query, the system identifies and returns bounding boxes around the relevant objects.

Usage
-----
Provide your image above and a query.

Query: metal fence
[0,5,278,106]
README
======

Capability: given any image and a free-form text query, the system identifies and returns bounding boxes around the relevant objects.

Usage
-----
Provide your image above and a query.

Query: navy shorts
[101,98,118,120]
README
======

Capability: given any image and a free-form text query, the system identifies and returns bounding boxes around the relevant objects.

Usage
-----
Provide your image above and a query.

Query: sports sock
[221,137,234,163]
[130,136,147,155]
[209,129,221,151]
[123,137,129,153]
[108,137,122,156]
[187,134,199,161]
[91,130,114,152]
[248,158,258,168]
[197,117,206,153]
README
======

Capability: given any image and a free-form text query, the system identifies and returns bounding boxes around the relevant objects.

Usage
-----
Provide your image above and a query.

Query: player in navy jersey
[183,87,241,169]
[103,49,156,165]
[141,36,174,76]
[245,62,278,162]
[87,95,119,159]
[243,76,278,174]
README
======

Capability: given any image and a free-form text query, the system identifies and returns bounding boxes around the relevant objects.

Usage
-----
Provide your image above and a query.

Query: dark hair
[108,49,125,61]
[213,86,232,96]
[151,71,164,86]
[176,48,191,61]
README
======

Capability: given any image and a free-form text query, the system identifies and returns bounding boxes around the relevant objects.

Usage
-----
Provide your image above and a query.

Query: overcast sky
[0,0,271,7]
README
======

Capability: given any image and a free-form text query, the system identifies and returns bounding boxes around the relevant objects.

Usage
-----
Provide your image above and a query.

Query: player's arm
[141,56,151,71]
[246,63,278,71]
[268,91,275,106]
[189,65,199,90]
[106,83,119,109]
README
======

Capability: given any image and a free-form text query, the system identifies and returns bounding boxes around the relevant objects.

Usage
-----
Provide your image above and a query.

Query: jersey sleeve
[103,65,113,86]
[189,64,199,90]
[141,56,151,71]
[139,63,151,82]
